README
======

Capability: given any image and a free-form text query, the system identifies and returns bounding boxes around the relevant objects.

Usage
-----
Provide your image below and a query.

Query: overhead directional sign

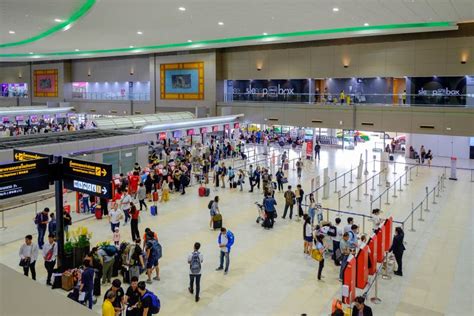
[62,157,112,198]
[13,149,53,163]
[0,158,50,199]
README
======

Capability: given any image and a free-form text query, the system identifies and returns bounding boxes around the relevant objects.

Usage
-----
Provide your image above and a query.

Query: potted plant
[70,226,92,268]
[63,240,74,270]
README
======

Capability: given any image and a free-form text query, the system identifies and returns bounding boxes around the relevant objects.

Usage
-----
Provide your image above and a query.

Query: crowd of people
[1,121,92,137]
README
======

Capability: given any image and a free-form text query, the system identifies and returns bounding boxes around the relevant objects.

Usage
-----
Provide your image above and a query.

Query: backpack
[327,226,337,237]
[226,231,235,248]
[208,200,214,210]
[102,245,117,257]
[190,252,201,274]
[148,240,162,260]
[143,290,161,314]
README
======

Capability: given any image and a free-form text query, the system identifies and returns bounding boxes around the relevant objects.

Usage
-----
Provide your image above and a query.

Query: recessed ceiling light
[8,30,15,34]
[333,7,339,12]
[54,18,64,23]
[262,32,268,35]
[29,52,34,54]
[364,23,369,26]
[178,7,186,11]
[187,40,193,43]
[75,49,80,51]
[137,31,143,35]
[129,45,134,48]
[218,21,224,26]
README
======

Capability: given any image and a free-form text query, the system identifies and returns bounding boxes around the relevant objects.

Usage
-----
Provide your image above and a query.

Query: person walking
[249,166,261,192]
[263,193,277,228]
[137,183,147,211]
[121,189,132,225]
[295,184,304,219]
[390,227,406,276]
[282,185,296,220]
[82,192,90,213]
[303,216,313,255]
[34,207,49,249]
[129,202,140,242]
[314,234,326,281]
[188,242,204,302]
[42,234,57,285]
[216,227,234,275]
[48,213,56,237]
[275,167,284,192]
[145,232,161,283]
[420,145,426,164]
[314,141,321,160]
[108,203,122,233]
[19,234,38,280]
[80,259,95,309]
[136,281,161,315]
[307,194,316,225]
[296,158,303,180]
[63,211,72,237]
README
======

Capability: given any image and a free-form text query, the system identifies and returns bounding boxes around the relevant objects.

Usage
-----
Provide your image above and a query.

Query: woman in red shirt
[129,202,140,241]
[129,172,140,197]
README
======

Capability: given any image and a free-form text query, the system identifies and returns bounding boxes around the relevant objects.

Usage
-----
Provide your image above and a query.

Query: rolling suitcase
[205,188,210,196]
[95,205,102,219]
[213,214,222,229]
[121,266,130,284]
[198,186,206,197]
[153,191,159,202]
[150,205,158,216]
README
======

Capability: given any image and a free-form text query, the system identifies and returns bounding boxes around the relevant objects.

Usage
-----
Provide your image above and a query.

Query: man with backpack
[137,281,161,315]
[98,245,117,285]
[187,242,204,302]
[34,207,49,249]
[216,227,234,275]
[145,232,162,284]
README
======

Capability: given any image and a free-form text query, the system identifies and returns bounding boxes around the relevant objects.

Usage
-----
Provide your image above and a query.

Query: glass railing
[71,92,151,101]
[224,93,473,107]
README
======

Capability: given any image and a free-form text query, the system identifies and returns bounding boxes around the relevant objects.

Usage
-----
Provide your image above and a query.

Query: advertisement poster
[408,76,466,106]
[34,69,58,97]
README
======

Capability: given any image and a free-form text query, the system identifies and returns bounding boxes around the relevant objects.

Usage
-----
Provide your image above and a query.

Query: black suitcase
[262,217,272,229]
[205,188,210,196]
[232,182,237,189]
[122,266,130,284]
[389,155,394,161]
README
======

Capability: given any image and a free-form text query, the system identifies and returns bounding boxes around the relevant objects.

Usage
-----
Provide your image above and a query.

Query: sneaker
[146,279,152,284]
[215,267,223,271]
[188,287,193,294]
[195,297,200,302]
[224,271,228,275]
[153,276,160,281]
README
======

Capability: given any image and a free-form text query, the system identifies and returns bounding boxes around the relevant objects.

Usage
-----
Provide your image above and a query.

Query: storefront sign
[245,84,295,96]
[417,87,460,96]
[62,158,112,198]
[0,158,50,199]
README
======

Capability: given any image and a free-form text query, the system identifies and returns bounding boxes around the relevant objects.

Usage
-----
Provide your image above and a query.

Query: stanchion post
[337,191,341,212]
[409,203,416,232]
[424,186,430,212]
[364,180,369,196]
[393,161,397,175]
[385,188,390,205]
[343,172,347,189]
[334,172,338,193]
[418,201,424,222]
[392,180,398,198]
[362,216,366,234]
[372,158,376,173]
[378,171,382,187]
[371,176,375,191]
[405,170,408,185]
[432,187,437,205]
[409,166,413,181]
[436,181,440,198]
[349,167,354,184]
[356,185,361,202]
[398,176,403,192]
[347,190,352,209]
[369,194,373,212]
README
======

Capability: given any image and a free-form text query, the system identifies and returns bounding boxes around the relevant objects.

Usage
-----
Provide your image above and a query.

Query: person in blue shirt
[249,167,261,192]
[263,194,277,228]
[48,213,56,237]
[348,224,359,248]
[216,227,234,275]
[80,259,95,309]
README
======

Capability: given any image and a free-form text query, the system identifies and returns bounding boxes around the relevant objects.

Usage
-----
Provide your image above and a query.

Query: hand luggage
[52,272,63,289]
[153,191,159,202]
[61,274,74,291]
[150,205,158,216]
[122,266,130,284]
[389,155,394,161]
[262,216,272,229]
[213,214,222,229]
[198,186,206,197]
[204,188,210,196]
[232,182,237,189]
[95,205,102,219]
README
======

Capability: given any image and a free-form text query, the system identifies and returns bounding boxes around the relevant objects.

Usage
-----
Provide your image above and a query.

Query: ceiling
[0,0,473,61]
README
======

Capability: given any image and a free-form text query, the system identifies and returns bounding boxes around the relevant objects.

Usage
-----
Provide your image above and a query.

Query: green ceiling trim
[0,0,96,49]
[0,21,453,58]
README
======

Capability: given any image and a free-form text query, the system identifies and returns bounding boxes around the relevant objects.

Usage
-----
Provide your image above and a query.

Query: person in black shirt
[124,277,141,316]
[63,211,72,237]
[103,279,125,315]
[137,281,153,316]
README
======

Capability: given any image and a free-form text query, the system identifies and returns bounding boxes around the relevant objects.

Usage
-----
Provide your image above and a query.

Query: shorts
[146,257,158,269]
[304,236,313,242]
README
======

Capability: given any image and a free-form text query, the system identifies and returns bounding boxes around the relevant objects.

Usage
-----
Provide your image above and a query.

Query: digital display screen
[159,132,167,140]
[234,122,240,129]
[212,126,219,132]
[15,115,24,121]
[187,129,194,136]
[200,127,207,134]
[173,130,182,138]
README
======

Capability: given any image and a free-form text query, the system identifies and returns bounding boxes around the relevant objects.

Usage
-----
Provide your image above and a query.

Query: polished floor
[0,141,472,316]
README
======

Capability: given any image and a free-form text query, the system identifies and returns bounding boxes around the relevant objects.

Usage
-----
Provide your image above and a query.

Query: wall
[155,51,216,117]
[406,133,471,159]
[71,56,150,82]
[0,62,32,106]
[221,36,474,79]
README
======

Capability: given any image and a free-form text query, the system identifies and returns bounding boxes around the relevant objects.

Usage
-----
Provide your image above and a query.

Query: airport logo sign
[417,87,460,96]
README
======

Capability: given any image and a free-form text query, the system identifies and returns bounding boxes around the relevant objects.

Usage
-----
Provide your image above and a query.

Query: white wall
[72,56,150,82]
[407,133,471,159]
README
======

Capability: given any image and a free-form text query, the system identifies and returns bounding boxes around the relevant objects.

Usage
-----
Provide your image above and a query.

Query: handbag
[19,258,30,267]
[311,249,323,262]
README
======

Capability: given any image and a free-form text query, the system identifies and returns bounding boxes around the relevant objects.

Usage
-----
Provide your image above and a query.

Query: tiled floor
[0,143,472,316]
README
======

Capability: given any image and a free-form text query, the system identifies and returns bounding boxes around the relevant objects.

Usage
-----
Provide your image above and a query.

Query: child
[113,227,120,246]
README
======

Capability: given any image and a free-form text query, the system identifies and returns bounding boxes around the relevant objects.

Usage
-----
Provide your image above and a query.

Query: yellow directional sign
[67,160,108,178]
[13,149,53,163]
[62,157,112,198]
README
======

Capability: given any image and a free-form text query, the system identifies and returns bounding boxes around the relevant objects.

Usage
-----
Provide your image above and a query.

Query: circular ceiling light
[178,7,186,11]
[8,30,15,34]
[262,32,268,35]
[54,18,64,23]
[29,52,34,54]
[137,31,143,35]
[333,7,339,12]
[364,23,369,26]
[187,40,193,43]
[218,21,224,26]
[129,45,134,48]
[75,49,80,51]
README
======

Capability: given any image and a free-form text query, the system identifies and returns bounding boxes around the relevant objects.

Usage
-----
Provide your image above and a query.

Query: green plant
[64,241,73,254]
[69,226,92,249]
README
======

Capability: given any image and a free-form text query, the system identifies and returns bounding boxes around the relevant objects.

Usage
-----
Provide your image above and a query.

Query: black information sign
[13,149,54,163]
[0,158,50,199]
[62,157,112,199]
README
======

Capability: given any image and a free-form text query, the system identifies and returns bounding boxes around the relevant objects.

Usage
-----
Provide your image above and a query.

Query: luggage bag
[213,214,223,229]
[150,205,158,216]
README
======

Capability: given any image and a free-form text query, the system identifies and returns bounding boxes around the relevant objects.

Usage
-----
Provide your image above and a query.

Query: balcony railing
[224,93,472,107]
[71,92,150,101]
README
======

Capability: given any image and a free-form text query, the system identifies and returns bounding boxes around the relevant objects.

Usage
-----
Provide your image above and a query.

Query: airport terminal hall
[1,1,474,315]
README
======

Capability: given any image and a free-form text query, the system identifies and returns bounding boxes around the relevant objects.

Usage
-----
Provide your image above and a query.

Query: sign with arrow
[13,149,54,163]
[0,158,50,199]
[62,157,112,198]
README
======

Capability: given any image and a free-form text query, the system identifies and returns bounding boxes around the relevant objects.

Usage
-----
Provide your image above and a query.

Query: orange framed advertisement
[34,69,58,97]
[160,62,204,100]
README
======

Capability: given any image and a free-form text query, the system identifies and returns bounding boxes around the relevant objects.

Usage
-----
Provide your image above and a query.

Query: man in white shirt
[109,204,122,232]
[120,190,132,225]
[332,218,344,266]
[42,234,57,285]
[19,234,39,280]
[187,242,204,302]
[344,217,354,234]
